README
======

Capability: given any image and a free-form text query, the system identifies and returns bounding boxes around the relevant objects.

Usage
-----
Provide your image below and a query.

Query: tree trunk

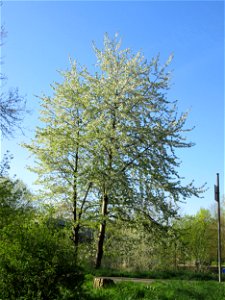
[73,224,80,261]
[95,193,108,269]
[72,146,79,260]
[95,106,115,269]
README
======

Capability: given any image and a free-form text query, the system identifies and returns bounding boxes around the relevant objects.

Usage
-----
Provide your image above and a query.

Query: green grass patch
[83,277,225,300]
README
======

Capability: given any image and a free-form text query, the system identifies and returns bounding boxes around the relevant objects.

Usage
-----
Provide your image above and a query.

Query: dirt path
[99,277,155,283]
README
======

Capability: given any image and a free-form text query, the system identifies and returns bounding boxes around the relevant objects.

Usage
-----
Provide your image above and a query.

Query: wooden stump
[93,277,115,288]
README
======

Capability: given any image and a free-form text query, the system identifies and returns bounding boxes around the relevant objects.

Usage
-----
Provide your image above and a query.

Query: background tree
[0,3,25,138]
[97,206,222,272]
[177,209,216,271]
[0,152,32,229]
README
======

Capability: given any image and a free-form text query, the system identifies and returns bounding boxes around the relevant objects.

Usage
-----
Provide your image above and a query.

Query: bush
[0,220,84,299]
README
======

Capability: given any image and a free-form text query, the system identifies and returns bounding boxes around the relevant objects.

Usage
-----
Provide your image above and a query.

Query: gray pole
[215,173,222,282]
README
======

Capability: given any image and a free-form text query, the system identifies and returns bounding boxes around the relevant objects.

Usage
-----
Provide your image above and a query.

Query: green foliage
[0,153,33,230]
[0,218,84,300]
[0,155,84,299]
[25,33,205,215]
[97,206,224,272]
[175,209,217,270]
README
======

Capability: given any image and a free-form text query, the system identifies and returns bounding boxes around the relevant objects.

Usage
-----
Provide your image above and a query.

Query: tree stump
[93,277,115,288]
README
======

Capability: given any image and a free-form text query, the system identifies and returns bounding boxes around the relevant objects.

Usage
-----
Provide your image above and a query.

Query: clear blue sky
[1,1,224,215]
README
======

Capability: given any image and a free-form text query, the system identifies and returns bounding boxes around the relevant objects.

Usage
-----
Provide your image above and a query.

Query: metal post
[214,173,222,282]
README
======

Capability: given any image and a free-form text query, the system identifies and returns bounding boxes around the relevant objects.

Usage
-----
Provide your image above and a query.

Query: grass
[82,276,225,300]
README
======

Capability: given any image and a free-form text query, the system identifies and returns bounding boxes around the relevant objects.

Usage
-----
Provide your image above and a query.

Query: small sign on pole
[214,173,222,283]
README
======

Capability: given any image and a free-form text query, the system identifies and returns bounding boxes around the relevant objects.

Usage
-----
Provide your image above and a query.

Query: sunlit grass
[82,275,225,300]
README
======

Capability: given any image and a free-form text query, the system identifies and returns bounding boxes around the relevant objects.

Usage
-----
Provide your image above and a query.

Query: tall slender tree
[84,35,203,268]
[24,62,96,259]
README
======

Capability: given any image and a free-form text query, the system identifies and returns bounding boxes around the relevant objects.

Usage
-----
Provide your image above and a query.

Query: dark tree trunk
[95,106,115,269]
[73,224,80,261]
[72,145,79,260]
[95,193,108,269]
[95,221,106,269]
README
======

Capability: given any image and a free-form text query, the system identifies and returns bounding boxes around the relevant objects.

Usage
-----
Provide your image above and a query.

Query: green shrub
[0,221,84,299]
